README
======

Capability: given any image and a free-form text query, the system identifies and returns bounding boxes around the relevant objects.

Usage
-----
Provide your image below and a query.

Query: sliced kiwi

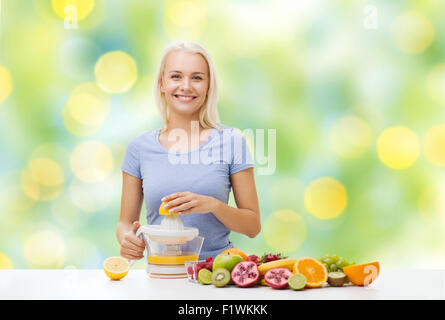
[198,269,212,285]
[211,268,231,287]
[328,271,347,287]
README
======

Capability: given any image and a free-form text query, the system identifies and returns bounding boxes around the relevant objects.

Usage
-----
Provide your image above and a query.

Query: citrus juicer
[132,202,204,279]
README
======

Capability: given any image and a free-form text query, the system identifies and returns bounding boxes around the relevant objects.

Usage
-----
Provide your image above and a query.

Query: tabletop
[0,269,443,300]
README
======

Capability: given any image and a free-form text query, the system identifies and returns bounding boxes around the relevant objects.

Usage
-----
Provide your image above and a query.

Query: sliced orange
[220,248,248,261]
[343,261,379,286]
[293,257,328,288]
[103,256,130,280]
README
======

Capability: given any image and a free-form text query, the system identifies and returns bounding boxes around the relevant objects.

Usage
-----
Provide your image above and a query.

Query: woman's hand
[162,191,219,215]
[119,221,145,260]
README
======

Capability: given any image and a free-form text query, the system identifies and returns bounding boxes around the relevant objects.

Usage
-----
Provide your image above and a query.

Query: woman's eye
[171,75,180,79]
[193,76,203,80]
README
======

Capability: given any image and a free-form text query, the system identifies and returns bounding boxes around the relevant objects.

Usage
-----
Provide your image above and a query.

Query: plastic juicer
[135,204,204,278]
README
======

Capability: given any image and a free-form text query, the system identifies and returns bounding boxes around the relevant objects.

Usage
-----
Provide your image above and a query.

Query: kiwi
[198,269,212,285]
[328,271,347,287]
[211,268,231,287]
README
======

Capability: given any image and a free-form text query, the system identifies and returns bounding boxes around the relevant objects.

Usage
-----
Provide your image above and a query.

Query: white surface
[0,269,443,300]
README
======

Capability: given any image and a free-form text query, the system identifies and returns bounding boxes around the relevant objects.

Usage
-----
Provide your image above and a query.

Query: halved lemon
[159,200,174,215]
[103,256,130,280]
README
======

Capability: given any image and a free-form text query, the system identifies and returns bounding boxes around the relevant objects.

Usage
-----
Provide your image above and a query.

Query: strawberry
[247,254,259,265]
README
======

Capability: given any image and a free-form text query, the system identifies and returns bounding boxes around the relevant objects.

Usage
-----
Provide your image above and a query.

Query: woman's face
[161,51,210,118]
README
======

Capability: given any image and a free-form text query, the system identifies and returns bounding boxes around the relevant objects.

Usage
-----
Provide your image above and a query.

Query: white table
[0,269,443,300]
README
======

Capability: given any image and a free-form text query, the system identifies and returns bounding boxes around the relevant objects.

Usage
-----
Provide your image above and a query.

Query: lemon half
[103,256,129,280]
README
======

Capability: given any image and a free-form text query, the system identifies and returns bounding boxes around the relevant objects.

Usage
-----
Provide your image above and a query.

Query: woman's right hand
[120,221,145,260]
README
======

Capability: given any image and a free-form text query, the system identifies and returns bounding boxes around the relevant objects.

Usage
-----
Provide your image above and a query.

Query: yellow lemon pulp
[159,201,175,215]
[147,253,199,265]
[103,256,130,280]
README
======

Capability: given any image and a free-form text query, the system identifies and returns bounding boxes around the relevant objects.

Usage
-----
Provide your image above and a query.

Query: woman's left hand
[161,191,219,215]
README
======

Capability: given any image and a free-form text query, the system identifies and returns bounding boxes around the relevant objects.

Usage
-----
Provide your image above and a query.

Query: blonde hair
[154,41,223,132]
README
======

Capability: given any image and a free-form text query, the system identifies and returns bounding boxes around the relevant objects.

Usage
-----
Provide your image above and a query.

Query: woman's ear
[159,77,165,93]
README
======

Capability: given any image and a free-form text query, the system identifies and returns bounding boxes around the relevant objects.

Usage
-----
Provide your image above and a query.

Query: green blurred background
[1,0,445,269]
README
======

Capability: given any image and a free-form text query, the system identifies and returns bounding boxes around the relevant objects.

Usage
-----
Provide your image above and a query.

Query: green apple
[212,254,243,273]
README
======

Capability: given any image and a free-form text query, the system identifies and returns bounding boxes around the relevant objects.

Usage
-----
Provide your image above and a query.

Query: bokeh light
[68,177,116,213]
[418,185,445,223]
[65,82,111,126]
[377,126,420,170]
[62,82,111,137]
[0,65,12,104]
[328,115,373,159]
[0,171,35,215]
[21,158,64,202]
[392,12,434,54]
[423,124,445,167]
[70,141,113,183]
[304,177,347,220]
[163,0,207,41]
[23,230,67,268]
[51,0,96,21]
[94,51,138,94]
[426,64,445,104]
[0,253,13,269]
[263,210,307,253]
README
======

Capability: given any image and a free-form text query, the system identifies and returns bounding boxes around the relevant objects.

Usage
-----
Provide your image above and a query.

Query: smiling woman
[116,41,261,260]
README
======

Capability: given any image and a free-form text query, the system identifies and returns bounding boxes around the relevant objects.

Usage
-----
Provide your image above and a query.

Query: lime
[198,269,212,285]
[288,273,306,290]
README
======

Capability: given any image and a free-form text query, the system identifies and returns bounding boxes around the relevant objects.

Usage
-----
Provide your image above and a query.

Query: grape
[336,257,348,269]
[329,264,339,272]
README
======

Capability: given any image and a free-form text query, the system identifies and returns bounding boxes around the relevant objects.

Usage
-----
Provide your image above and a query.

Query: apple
[212,254,243,273]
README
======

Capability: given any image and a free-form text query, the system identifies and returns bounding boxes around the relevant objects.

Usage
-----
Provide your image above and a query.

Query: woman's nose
[180,77,191,90]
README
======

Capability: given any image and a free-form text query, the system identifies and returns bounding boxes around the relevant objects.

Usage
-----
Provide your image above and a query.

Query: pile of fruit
[189,249,380,290]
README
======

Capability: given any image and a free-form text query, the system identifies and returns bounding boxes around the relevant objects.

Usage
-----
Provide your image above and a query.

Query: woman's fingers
[164,195,194,209]
[121,249,144,260]
[162,191,191,203]
[124,233,145,249]
[170,200,197,213]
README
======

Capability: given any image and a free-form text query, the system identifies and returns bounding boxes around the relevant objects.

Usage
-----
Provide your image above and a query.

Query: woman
[116,41,260,260]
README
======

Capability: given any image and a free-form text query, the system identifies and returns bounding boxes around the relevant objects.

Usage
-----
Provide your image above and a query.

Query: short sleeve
[121,139,141,178]
[229,128,254,175]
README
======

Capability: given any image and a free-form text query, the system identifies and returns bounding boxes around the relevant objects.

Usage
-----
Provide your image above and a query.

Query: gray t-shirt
[121,125,254,259]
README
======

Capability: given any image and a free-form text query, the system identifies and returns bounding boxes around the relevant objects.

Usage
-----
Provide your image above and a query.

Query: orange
[220,248,248,261]
[293,257,328,288]
[343,261,379,286]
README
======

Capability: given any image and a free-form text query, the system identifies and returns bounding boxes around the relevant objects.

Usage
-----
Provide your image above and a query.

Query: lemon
[159,201,173,215]
[103,256,130,280]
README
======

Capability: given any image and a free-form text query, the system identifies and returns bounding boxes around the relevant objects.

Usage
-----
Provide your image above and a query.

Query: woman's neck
[165,113,206,135]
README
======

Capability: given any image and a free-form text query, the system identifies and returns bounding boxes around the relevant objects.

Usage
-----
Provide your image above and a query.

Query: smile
[174,94,197,103]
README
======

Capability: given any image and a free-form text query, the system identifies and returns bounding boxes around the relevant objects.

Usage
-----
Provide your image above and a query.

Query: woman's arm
[212,168,261,238]
[163,168,261,238]
[116,172,145,260]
